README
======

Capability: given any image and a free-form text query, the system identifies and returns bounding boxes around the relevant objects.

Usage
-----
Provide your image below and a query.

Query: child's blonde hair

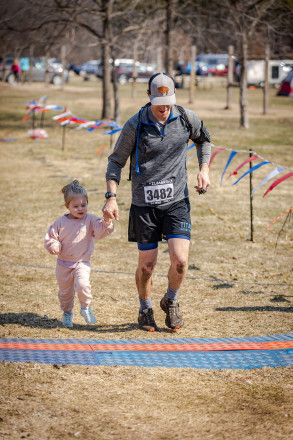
[61,180,88,207]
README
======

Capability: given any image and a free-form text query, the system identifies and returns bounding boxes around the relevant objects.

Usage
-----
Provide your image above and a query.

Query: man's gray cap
[149,72,176,105]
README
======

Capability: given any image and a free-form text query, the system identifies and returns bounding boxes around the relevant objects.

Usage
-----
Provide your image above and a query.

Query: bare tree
[1,0,292,123]
[237,1,274,126]
[165,0,175,74]
[223,0,290,128]
[181,0,283,128]
[0,1,31,80]
[0,0,78,87]
[52,0,162,119]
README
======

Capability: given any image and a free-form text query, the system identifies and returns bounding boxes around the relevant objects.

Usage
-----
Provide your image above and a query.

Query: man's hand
[103,179,119,220]
[195,163,210,194]
[102,198,119,221]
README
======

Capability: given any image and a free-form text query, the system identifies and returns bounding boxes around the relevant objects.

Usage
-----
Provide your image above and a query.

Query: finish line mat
[1,333,293,369]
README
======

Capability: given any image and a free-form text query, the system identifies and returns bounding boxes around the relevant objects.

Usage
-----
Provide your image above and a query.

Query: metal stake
[249,149,254,241]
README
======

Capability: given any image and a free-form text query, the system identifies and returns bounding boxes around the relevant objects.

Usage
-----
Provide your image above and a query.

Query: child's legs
[74,262,92,307]
[56,264,75,313]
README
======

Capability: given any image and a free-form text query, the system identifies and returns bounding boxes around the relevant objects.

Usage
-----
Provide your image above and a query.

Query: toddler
[44,180,114,328]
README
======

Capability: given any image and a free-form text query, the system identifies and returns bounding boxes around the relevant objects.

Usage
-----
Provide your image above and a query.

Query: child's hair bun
[61,180,88,205]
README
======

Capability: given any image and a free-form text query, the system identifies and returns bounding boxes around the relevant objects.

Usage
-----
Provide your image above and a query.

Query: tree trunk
[112,56,119,123]
[1,49,7,81]
[225,45,234,110]
[29,45,33,84]
[189,45,196,104]
[131,42,138,99]
[60,45,66,90]
[263,44,270,115]
[45,51,50,86]
[239,34,249,128]
[157,47,163,72]
[165,0,175,75]
[102,0,113,120]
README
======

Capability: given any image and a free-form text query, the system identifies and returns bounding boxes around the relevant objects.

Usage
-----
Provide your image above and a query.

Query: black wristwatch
[105,192,116,199]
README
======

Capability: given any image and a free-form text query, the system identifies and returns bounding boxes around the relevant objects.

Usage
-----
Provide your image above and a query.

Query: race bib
[144,180,174,205]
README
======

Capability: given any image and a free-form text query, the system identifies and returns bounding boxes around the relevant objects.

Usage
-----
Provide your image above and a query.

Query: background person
[10,58,21,82]
[44,180,114,328]
[103,72,211,332]
[19,57,30,83]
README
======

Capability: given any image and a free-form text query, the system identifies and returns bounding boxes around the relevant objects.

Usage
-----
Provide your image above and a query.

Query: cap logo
[158,86,169,96]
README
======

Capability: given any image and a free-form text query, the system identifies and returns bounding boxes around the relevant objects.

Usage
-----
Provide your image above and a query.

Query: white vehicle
[3,57,68,85]
[245,60,293,87]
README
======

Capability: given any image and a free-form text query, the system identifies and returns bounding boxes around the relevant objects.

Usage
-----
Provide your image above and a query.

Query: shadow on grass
[216,306,293,312]
[0,312,173,334]
[213,283,234,290]
[270,295,291,303]
[0,312,61,329]
[74,324,173,334]
[241,290,264,294]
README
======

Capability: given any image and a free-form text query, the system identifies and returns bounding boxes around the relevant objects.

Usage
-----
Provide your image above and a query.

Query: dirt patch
[1,362,292,440]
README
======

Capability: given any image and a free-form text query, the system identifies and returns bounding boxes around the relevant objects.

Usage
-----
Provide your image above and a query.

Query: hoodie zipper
[135,110,180,174]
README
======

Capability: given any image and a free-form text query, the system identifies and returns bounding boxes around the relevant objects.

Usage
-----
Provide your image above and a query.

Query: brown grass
[0,75,292,439]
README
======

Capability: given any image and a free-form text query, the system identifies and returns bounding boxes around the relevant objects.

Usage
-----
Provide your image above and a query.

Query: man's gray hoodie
[106,104,211,207]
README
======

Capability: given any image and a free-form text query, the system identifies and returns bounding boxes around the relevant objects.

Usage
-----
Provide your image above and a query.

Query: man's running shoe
[138,307,159,332]
[62,311,73,328]
[160,297,184,329]
[80,305,96,324]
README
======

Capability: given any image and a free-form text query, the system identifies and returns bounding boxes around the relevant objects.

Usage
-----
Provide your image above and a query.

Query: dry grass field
[0,75,292,439]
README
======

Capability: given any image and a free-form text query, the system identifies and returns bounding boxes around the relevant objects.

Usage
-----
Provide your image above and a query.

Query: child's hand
[51,244,61,254]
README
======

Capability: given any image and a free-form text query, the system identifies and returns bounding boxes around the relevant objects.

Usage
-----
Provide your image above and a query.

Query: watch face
[105,192,116,198]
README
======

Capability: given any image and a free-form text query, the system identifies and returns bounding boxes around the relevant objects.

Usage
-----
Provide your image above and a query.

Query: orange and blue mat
[1,333,293,369]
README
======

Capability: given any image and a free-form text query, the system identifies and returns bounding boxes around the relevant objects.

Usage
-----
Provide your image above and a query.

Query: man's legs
[167,238,190,290]
[160,237,190,329]
[136,247,159,331]
[136,248,158,300]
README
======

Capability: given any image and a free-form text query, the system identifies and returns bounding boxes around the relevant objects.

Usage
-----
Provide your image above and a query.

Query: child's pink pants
[56,261,92,313]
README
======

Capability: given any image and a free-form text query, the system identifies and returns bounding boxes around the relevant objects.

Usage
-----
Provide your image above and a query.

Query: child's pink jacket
[44,214,113,262]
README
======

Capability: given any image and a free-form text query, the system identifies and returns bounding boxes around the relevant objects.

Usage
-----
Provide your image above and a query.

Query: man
[103,72,211,332]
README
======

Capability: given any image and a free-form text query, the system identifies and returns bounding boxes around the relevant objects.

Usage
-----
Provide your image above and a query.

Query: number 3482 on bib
[144,181,174,204]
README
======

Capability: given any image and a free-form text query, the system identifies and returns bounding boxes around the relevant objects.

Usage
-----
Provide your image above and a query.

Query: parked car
[0,56,68,85]
[205,63,228,76]
[96,58,135,81]
[31,58,68,85]
[0,56,14,78]
[196,53,230,76]
[115,61,156,84]
[175,61,204,76]
[94,58,156,84]
[175,53,236,77]
[73,60,102,76]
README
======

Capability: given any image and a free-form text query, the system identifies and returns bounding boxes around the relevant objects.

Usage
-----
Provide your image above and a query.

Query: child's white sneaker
[80,305,96,324]
[63,311,73,328]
